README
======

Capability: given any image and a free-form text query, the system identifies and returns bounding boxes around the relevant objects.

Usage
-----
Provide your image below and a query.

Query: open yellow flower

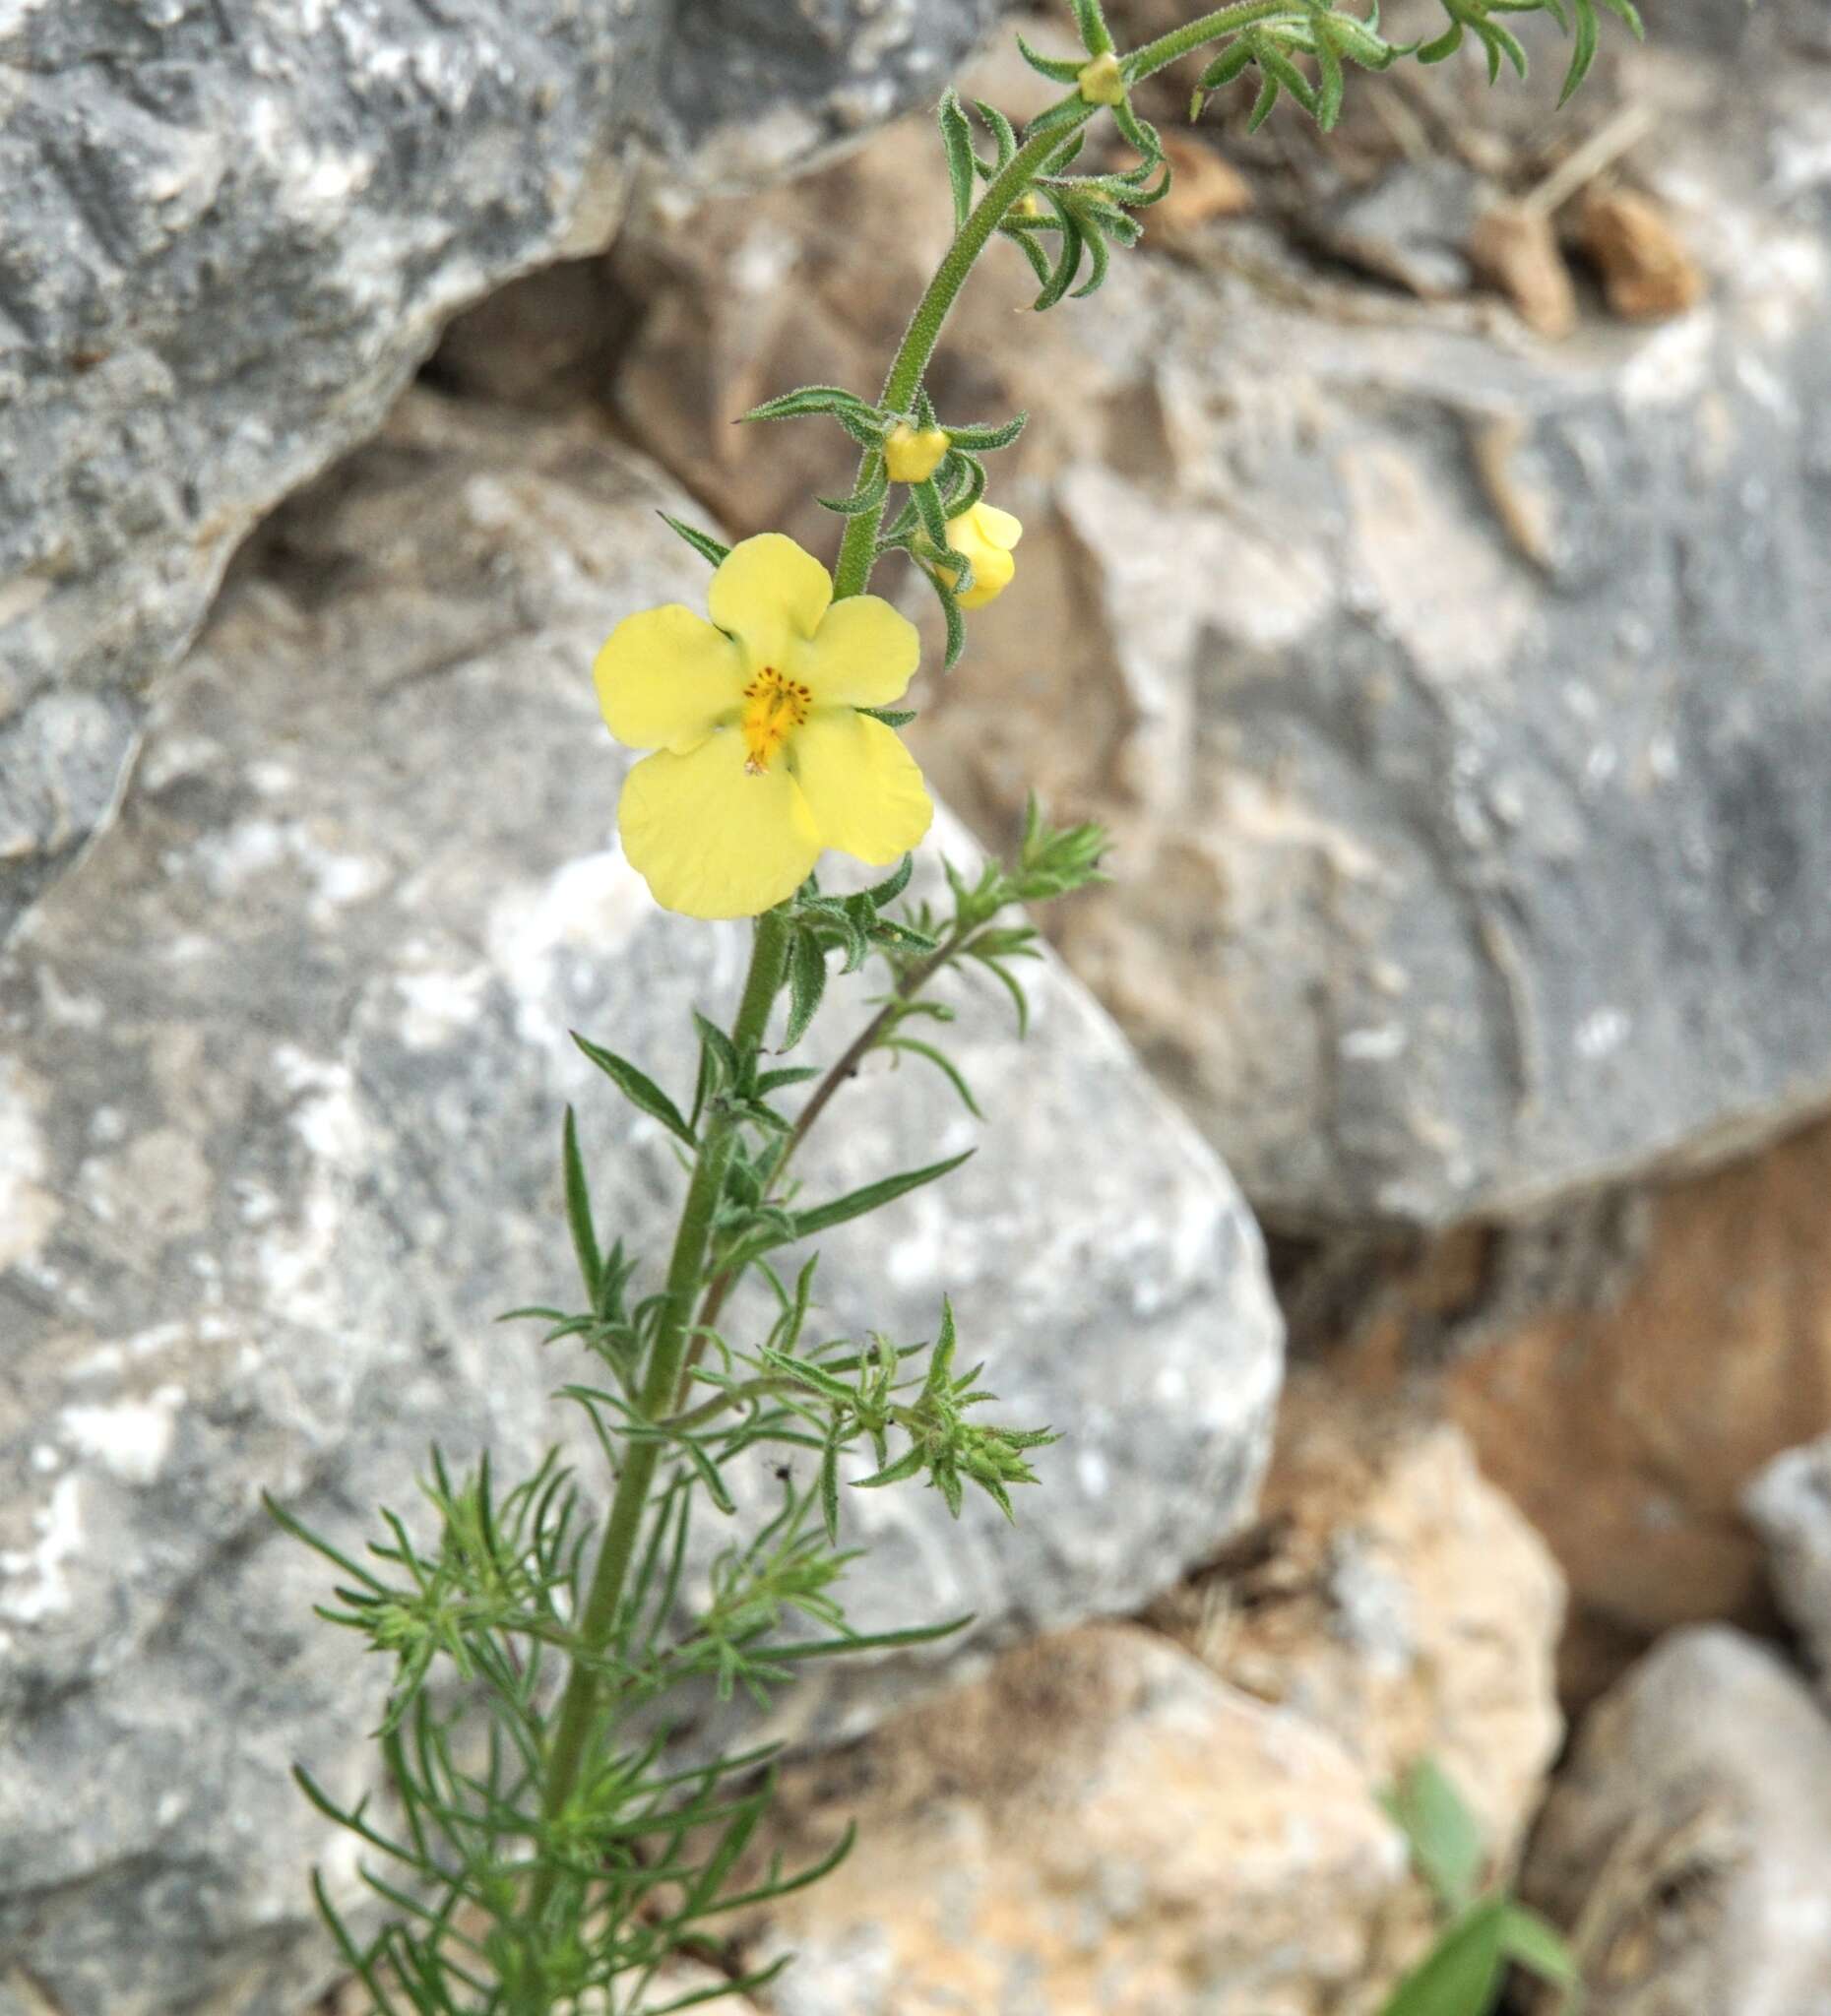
[596,534,932,919]
[941,500,1023,610]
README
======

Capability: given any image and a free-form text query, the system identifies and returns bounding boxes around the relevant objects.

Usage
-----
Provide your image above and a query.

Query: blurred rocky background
[6,0,1831,2009]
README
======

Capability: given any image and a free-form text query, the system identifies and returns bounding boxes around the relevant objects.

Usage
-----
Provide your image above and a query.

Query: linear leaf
[573,1032,697,1146]
[790,1150,973,1239]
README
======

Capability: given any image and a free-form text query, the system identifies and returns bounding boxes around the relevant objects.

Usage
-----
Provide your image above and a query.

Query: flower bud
[1010,192,1044,220]
[1077,51,1126,106]
[940,500,1023,610]
[884,422,950,485]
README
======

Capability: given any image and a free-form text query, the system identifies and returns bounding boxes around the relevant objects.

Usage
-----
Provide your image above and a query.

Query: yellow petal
[595,604,744,753]
[974,503,1023,554]
[618,731,821,919]
[803,595,921,710]
[708,534,832,672]
[790,711,933,867]
[943,501,1024,609]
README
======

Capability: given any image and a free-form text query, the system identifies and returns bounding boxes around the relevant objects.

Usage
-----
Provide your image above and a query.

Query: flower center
[739,666,811,774]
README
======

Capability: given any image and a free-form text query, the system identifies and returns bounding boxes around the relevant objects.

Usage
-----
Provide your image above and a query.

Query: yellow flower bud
[884,422,950,485]
[1077,51,1126,106]
[1011,192,1044,220]
[940,500,1023,610]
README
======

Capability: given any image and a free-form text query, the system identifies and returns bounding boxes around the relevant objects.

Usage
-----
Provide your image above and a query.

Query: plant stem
[1125,0,1299,80]
[680,926,971,1367]
[524,909,790,1944]
[830,104,1097,601]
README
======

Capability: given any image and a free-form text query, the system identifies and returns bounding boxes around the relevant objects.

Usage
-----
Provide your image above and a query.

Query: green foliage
[1378,1759,1581,2016]
[277,812,1106,2011]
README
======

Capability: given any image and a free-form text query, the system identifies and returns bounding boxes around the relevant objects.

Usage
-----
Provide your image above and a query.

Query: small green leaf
[572,1032,697,1147]
[1380,1757,1486,1915]
[1015,32,1086,84]
[561,1106,602,1305]
[784,931,829,1052]
[791,1150,974,1240]
[975,98,1018,169]
[1070,0,1114,56]
[816,455,890,517]
[741,384,876,423]
[938,88,976,227]
[946,411,1028,452]
[885,1038,983,1119]
[1497,1904,1579,1989]
[1377,1896,1508,2016]
[659,513,730,567]
[862,853,916,908]
[857,705,917,729]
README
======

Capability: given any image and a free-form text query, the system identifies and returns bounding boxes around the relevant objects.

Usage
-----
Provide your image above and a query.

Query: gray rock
[0,392,1282,2016]
[585,15,1831,1231]
[1745,1435,1831,1696]
[1523,1625,1831,2015]
[920,31,1831,1228]
[0,0,1005,946]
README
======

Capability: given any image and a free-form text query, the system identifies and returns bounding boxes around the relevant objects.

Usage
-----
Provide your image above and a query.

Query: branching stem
[522,909,789,1953]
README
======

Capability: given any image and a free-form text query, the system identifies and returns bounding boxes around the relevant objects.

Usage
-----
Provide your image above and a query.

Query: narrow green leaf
[1380,1757,1486,1915]
[946,410,1028,452]
[975,98,1018,169]
[1015,31,1087,83]
[572,1032,697,1147]
[691,1011,742,1092]
[791,1150,974,1240]
[815,455,889,518]
[659,513,730,568]
[1071,0,1114,55]
[1034,195,1086,310]
[862,852,916,908]
[741,384,875,423]
[1497,1904,1579,1987]
[784,931,829,1052]
[857,705,916,729]
[938,88,976,227]
[561,1106,602,1305]
[1376,1897,1508,2016]
[885,1037,983,1118]
[819,1427,843,1544]
[852,1442,928,1490]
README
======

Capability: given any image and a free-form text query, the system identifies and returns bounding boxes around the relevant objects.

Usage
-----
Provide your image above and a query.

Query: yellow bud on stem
[1077,50,1126,106]
[884,422,950,484]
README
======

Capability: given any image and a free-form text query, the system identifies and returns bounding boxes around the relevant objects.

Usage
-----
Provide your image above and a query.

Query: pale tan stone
[738,1623,1421,2016]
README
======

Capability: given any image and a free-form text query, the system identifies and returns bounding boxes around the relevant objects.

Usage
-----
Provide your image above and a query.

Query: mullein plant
[275,0,1639,2007]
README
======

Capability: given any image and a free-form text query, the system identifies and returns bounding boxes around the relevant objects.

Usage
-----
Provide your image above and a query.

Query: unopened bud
[884,422,949,485]
[1077,50,1126,106]
[1011,192,1044,220]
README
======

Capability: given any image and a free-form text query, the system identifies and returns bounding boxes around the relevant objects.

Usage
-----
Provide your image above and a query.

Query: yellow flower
[595,535,932,919]
[940,500,1023,610]
[884,422,949,484]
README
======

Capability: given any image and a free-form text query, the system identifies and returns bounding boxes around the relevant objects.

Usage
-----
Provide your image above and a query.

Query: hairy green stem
[523,909,790,1951]
[831,104,1097,601]
[1126,0,1300,79]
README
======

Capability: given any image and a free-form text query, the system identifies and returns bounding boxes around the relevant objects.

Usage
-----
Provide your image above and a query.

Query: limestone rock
[736,1623,1419,2016]
[0,393,1282,2015]
[1156,1371,1564,1864]
[0,0,1006,942]
[601,18,1831,1228]
[1744,1431,1831,1700]
[1524,1626,1831,2014]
